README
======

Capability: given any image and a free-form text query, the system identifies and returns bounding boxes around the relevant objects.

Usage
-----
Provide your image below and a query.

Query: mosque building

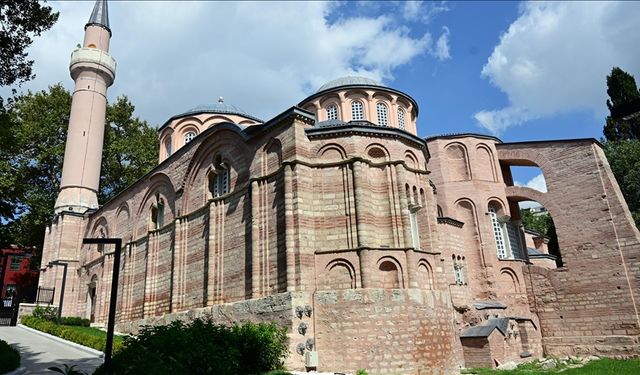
[37,1,640,373]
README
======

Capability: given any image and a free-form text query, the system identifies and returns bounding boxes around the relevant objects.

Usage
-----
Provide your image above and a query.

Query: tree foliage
[602,67,640,228]
[0,0,59,86]
[520,209,562,267]
[0,85,158,263]
[604,67,640,142]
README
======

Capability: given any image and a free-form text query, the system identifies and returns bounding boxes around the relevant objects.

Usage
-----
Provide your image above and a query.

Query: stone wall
[498,140,640,357]
[314,289,461,374]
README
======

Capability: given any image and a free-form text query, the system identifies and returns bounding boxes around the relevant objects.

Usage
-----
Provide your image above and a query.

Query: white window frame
[489,206,508,259]
[453,257,465,285]
[351,101,364,121]
[184,131,196,145]
[326,104,339,121]
[376,102,388,126]
[397,108,406,129]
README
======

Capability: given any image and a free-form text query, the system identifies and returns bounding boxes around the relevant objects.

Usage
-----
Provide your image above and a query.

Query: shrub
[59,316,91,327]
[21,316,124,353]
[93,318,289,375]
[0,339,20,374]
[32,305,57,321]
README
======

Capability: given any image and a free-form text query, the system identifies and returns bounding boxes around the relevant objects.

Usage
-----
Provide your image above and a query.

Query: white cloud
[1,1,448,127]
[515,173,547,209]
[432,26,451,61]
[402,1,450,24]
[475,1,640,134]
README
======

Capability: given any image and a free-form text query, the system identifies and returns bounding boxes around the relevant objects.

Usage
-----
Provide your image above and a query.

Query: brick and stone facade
[37,3,640,374]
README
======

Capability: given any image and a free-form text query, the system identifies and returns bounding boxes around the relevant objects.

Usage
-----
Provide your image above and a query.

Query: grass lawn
[463,358,640,375]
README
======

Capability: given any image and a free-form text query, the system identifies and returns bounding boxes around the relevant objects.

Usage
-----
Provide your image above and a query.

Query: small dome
[177,98,262,122]
[316,76,384,93]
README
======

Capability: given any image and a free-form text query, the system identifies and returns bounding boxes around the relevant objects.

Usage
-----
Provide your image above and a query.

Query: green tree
[603,67,640,141]
[0,84,158,264]
[520,208,563,267]
[604,140,640,227]
[0,0,59,86]
[602,67,640,228]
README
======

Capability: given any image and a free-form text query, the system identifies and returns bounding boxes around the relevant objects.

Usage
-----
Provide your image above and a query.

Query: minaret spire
[86,0,111,35]
[54,0,116,214]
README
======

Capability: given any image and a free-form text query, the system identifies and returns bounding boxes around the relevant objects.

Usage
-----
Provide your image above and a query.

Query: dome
[316,76,384,93]
[176,98,262,122]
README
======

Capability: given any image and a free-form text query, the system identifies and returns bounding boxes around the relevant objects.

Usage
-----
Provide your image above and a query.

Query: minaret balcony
[69,47,116,84]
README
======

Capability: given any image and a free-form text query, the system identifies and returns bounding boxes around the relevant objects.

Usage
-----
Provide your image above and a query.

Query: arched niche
[376,256,404,289]
[320,259,356,290]
[417,259,434,289]
[475,144,497,181]
[445,143,471,181]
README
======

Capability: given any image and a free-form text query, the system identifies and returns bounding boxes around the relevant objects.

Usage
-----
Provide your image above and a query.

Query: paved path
[0,326,103,374]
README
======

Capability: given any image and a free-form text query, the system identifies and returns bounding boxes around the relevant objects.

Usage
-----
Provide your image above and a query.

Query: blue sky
[2,1,639,194]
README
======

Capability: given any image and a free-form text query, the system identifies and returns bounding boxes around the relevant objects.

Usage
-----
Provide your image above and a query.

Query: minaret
[54,0,116,214]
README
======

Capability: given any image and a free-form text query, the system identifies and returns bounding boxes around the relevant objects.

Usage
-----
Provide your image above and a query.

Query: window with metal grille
[351,101,364,120]
[489,206,508,259]
[184,131,196,144]
[506,221,524,260]
[453,256,465,285]
[376,103,388,126]
[165,138,172,157]
[326,105,338,120]
[397,108,406,129]
[209,157,230,198]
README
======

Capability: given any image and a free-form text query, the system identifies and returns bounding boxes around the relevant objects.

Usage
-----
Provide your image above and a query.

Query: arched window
[164,138,172,157]
[376,103,388,126]
[489,206,507,259]
[351,101,364,121]
[184,131,196,145]
[208,157,230,198]
[157,199,165,228]
[453,255,465,285]
[397,108,406,129]
[326,104,338,121]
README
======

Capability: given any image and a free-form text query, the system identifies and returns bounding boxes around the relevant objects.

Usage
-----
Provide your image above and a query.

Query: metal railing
[36,286,55,305]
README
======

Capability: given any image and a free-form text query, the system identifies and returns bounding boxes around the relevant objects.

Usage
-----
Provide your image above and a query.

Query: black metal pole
[57,263,68,322]
[83,237,121,373]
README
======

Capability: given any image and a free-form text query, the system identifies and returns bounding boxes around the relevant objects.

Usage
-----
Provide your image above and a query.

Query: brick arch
[262,137,283,175]
[114,203,131,242]
[320,258,356,290]
[317,143,347,160]
[404,150,419,169]
[475,143,497,181]
[417,259,434,289]
[500,267,521,293]
[445,142,471,181]
[181,129,251,213]
[135,173,176,238]
[375,256,404,289]
[365,143,390,161]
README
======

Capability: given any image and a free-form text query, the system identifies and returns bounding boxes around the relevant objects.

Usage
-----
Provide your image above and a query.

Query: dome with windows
[299,76,419,136]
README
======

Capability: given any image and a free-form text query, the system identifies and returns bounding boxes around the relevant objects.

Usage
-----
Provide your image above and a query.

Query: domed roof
[316,76,384,92]
[176,97,262,122]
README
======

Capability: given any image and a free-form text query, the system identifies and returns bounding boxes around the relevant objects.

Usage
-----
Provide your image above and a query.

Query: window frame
[397,107,406,130]
[376,102,389,126]
[183,131,197,145]
[326,104,339,121]
[351,100,364,121]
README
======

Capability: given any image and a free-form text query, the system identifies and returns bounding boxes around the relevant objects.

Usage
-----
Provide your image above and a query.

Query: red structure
[0,246,38,303]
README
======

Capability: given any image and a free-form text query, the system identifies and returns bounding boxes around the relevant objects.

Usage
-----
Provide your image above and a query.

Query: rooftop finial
[86,0,111,35]
[218,96,224,103]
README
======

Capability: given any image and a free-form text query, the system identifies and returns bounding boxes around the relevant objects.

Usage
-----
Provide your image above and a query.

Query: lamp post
[48,261,68,322]
[83,237,122,372]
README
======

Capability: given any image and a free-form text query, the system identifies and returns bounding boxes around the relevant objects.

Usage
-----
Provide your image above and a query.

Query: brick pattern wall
[314,289,461,374]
